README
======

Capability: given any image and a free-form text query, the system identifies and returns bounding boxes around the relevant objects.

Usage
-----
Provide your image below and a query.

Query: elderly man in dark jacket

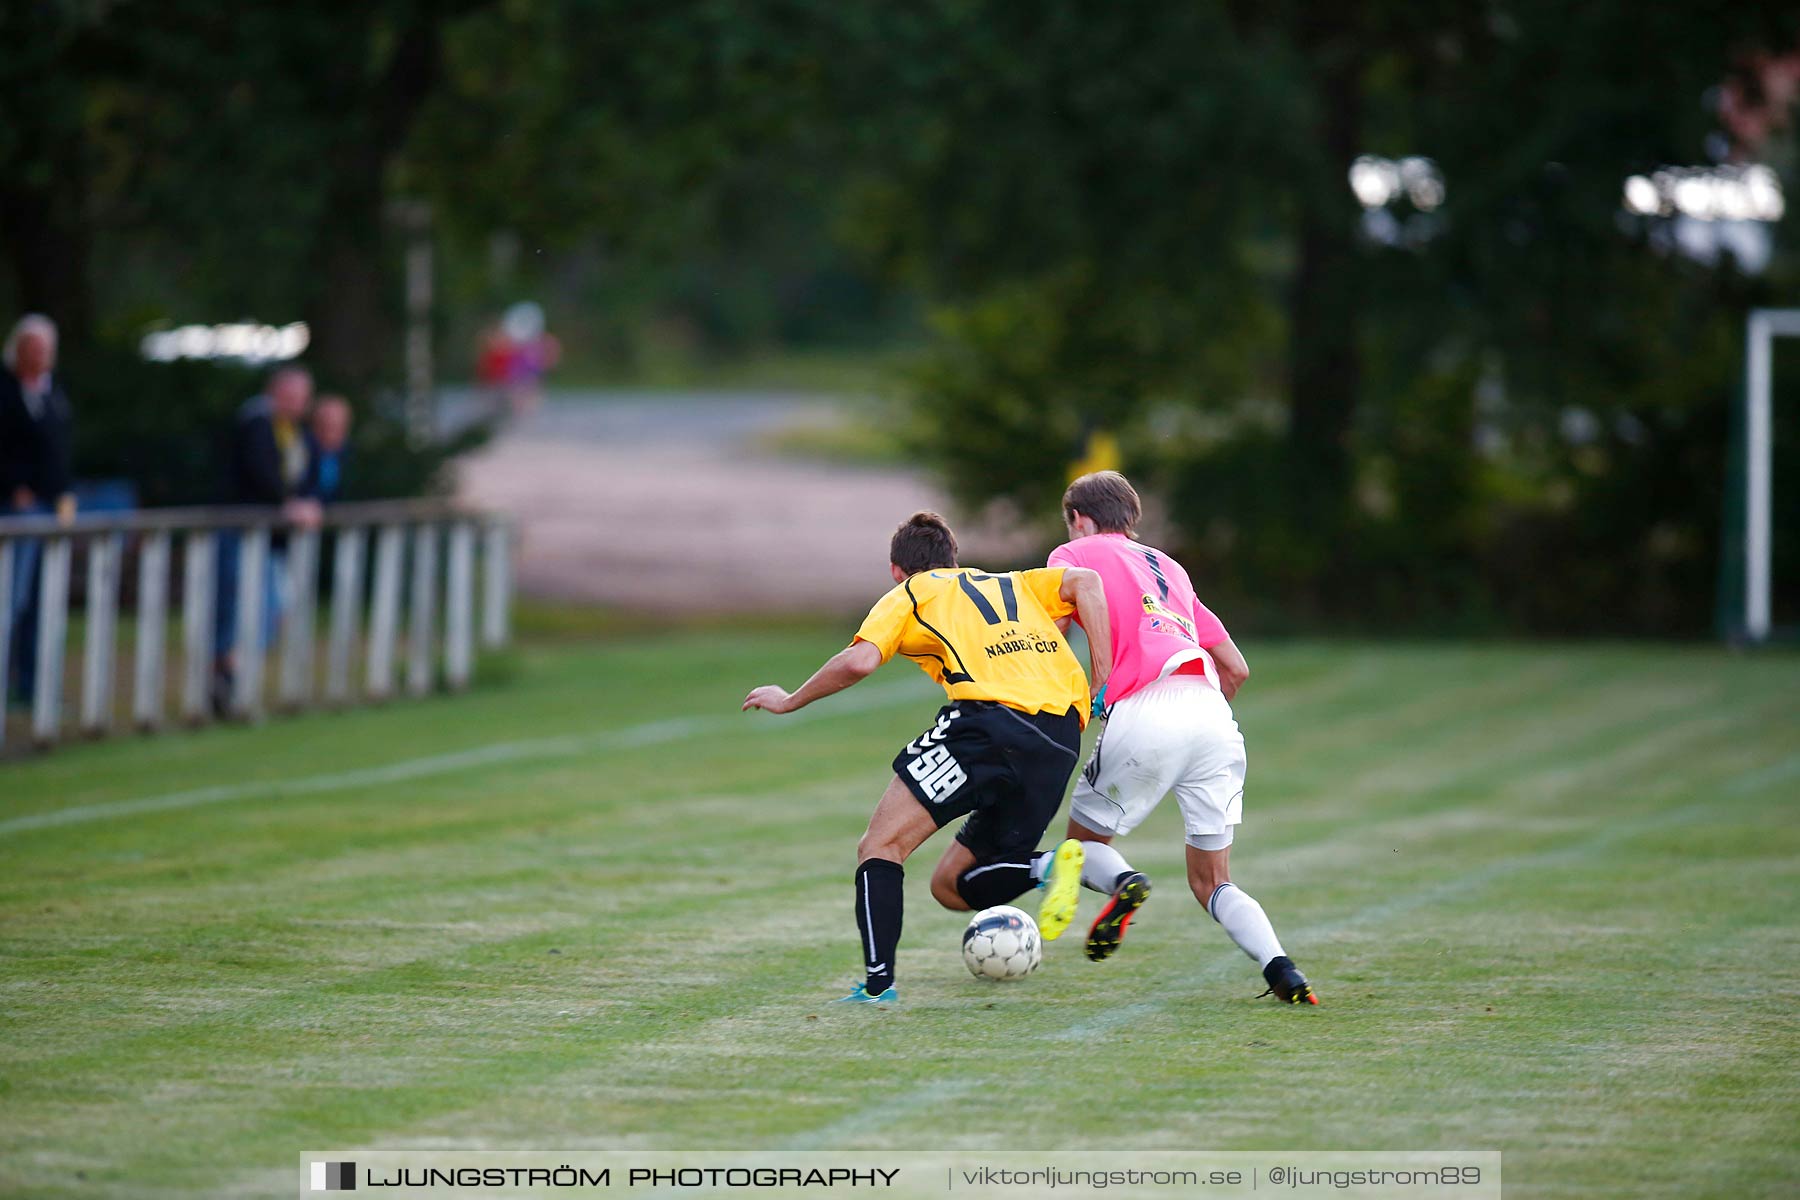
[0,314,75,705]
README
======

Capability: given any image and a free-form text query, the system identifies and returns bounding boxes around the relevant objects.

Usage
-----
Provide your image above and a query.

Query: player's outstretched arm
[742,639,883,715]
[1058,567,1113,693]
[1209,636,1249,700]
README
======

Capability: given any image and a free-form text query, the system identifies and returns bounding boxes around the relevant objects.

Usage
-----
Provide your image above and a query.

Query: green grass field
[2,630,1797,1198]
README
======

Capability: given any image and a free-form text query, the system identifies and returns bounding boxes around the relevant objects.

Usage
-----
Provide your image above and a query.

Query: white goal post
[1744,308,1800,643]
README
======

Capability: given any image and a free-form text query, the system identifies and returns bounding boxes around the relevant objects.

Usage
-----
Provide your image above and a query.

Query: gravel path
[452,390,1039,614]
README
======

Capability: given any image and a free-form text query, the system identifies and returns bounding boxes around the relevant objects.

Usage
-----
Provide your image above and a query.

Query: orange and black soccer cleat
[1260,956,1319,1005]
[1085,872,1151,962]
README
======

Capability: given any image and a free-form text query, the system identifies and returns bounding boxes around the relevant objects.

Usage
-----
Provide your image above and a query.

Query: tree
[0,1,104,346]
[0,0,498,388]
[806,0,1800,631]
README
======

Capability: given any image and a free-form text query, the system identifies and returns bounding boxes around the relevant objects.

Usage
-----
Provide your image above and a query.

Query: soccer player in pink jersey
[1042,471,1316,1004]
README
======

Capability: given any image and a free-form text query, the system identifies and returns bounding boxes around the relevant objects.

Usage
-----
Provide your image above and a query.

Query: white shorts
[1069,675,1246,850]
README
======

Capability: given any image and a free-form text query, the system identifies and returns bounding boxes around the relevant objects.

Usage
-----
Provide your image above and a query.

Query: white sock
[1029,850,1053,882]
[1206,882,1284,967]
[1078,841,1134,893]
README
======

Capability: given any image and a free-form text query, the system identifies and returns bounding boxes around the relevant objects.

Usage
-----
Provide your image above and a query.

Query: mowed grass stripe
[144,665,1800,1151]
[1238,660,1767,853]
[3,658,1785,1050]
[367,700,1796,1194]
[0,635,1794,1199]
[366,658,1797,1165]
[0,631,909,825]
[5,638,1676,1010]
[0,676,931,837]
[0,717,908,908]
[1,762,904,1069]
[0,642,1549,917]
[2,766,954,1188]
[656,721,1796,1185]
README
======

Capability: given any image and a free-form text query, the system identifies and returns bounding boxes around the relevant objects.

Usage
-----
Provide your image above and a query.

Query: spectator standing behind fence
[0,314,75,707]
[475,301,560,419]
[212,364,321,713]
[304,394,352,503]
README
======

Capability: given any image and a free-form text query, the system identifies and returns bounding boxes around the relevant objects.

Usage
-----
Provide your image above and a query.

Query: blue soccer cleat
[835,982,899,1005]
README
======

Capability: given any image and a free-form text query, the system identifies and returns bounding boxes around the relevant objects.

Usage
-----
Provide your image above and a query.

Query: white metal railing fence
[0,501,511,753]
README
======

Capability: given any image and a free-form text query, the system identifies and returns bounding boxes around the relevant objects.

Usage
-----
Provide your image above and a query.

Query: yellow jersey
[852,566,1091,726]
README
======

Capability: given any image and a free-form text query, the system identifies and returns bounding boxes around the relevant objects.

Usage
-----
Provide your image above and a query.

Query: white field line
[780,1081,979,1152]
[1723,747,1800,795]
[0,679,932,838]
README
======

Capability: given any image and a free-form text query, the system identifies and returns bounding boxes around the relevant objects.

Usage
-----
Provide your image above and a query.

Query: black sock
[854,859,904,994]
[955,860,1037,910]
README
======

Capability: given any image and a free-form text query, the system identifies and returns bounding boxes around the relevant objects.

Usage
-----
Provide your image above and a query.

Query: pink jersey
[1047,533,1230,704]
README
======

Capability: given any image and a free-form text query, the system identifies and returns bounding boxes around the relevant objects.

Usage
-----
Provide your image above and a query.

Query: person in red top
[1048,471,1316,1005]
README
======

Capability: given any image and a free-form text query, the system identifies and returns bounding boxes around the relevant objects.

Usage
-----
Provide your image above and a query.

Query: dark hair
[1063,471,1141,534]
[890,511,959,574]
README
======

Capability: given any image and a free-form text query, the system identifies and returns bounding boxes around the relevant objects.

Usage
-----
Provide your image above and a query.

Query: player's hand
[282,497,324,530]
[742,685,795,714]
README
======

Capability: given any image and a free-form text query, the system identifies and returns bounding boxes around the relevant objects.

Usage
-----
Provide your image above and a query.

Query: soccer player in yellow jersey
[743,512,1113,1004]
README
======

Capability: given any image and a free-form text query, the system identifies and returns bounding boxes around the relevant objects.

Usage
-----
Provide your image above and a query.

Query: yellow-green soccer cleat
[1037,839,1086,941]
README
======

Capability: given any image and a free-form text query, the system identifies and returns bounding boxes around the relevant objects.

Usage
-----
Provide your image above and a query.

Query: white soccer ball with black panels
[961,905,1042,981]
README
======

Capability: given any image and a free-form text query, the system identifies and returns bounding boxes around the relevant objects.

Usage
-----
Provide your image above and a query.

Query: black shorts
[892,701,1083,863]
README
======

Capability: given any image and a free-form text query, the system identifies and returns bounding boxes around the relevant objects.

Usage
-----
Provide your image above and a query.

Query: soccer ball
[961,905,1042,981]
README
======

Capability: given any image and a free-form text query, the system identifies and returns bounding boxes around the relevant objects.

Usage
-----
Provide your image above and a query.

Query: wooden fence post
[366,524,404,700]
[406,523,439,697]
[133,531,171,730]
[31,536,73,745]
[80,533,124,735]
[325,527,365,705]
[278,529,320,709]
[481,521,511,649]
[181,531,216,723]
[230,527,269,719]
